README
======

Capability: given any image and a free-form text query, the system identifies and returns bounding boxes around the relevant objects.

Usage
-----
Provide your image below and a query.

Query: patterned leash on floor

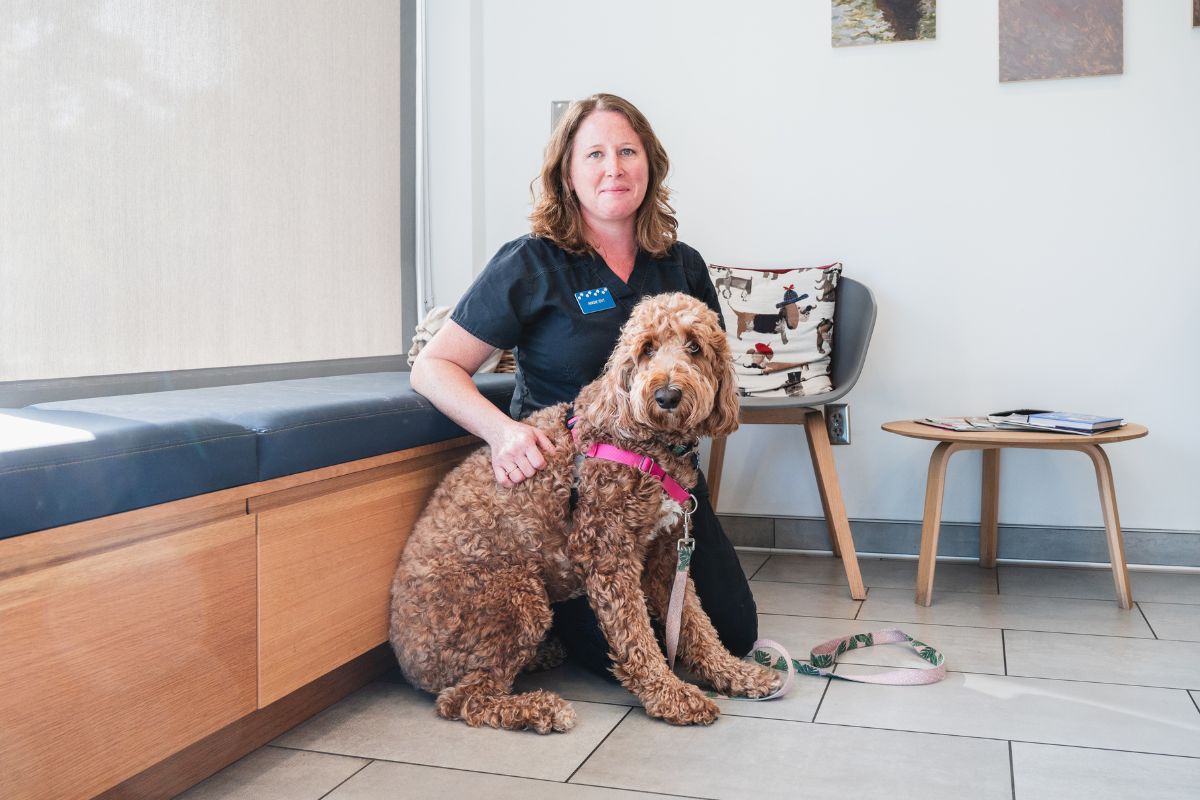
[665,512,946,701]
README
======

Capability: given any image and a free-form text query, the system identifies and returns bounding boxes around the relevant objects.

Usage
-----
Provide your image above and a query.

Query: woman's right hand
[489,420,556,487]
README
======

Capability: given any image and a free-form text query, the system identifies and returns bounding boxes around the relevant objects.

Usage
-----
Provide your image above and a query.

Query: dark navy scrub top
[451,235,723,420]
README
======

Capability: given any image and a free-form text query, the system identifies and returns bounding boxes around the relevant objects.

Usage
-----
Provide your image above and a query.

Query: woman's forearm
[410,356,515,445]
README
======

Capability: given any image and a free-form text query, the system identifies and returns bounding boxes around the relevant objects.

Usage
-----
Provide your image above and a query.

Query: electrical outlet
[551,100,571,131]
[825,404,850,445]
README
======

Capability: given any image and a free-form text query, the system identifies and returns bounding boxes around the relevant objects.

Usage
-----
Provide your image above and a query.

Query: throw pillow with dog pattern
[707,262,840,398]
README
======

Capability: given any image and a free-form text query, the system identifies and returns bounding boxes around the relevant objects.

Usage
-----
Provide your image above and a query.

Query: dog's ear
[700,319,740,439]
[578,342,638,434]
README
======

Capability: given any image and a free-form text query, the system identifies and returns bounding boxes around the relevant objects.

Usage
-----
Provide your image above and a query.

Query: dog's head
[579,293,739,441]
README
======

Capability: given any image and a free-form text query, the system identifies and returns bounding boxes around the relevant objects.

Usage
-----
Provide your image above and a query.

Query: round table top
[882,420,1148,446]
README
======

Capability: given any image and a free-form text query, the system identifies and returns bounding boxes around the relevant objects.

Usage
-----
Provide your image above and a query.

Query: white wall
[425,0,1200,534]
[0,0,404,381]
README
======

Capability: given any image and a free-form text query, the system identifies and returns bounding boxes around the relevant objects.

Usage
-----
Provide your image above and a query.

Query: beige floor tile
[746,579,862,619]
[272,682,629,782]
[1012,742,1200,800]
[736,550,769,578]
[757,554,998,594]
[326,761,664,799]
[1139,602,1200,642]
[570,711,1011,799]
[758,612,1005,675]
[818,666,1200,757]
[175,746,367,800]
[1001,566,1200,604]
[860,587,1154,637]
[1005,630,1200,690]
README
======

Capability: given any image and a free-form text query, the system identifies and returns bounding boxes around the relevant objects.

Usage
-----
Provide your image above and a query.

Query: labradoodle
[389,293,778,734]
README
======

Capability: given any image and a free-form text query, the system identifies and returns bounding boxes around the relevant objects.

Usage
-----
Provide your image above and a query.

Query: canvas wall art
[1194,0,1199,27]
[999,0,1123,82]
[831,0,936,47]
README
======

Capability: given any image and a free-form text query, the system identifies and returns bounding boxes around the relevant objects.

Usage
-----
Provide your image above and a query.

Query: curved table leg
[916,442,965,607]
[1078,444,1133,609]
[979,448,1000,569]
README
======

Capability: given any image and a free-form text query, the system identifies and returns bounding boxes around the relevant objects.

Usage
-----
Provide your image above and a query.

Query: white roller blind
[0,0,405,381]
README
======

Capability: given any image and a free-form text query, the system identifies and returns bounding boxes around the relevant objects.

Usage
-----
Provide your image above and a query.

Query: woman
[411,93,756,673]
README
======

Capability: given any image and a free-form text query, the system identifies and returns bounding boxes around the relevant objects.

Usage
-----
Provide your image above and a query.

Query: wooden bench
[0,373,513,799]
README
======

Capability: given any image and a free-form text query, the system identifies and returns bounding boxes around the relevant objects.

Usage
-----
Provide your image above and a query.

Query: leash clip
[677,492,697,550]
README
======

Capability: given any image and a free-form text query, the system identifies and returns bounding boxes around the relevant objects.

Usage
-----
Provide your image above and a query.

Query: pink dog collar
[584,442,694,506]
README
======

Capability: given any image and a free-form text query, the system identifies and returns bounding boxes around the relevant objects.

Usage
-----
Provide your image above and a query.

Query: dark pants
[550,470,758,680]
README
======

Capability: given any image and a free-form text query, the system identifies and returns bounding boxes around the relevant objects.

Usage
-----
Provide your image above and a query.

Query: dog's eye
[641,343,655,358]
[685,340,701,354]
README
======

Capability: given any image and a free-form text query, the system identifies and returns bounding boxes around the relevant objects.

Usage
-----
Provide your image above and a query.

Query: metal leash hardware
[665,492,698,668]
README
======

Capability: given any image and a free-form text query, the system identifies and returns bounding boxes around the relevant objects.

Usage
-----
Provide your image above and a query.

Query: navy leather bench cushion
[32,371,513,482]
[0,372,514,541]
[0,407,257,541]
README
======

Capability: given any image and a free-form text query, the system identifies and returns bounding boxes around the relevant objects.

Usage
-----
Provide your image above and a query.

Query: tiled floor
[178,554,1200,799]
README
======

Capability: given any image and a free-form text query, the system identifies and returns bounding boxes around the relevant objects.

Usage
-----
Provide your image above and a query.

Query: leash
[666,533,946,698]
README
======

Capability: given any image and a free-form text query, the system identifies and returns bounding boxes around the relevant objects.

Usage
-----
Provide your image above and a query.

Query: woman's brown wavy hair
[529,93,677,258]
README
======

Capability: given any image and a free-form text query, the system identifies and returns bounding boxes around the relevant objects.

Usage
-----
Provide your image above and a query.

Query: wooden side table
[882,421,1149,609]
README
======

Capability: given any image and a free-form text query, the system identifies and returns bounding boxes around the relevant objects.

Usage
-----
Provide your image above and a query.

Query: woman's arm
[411,319,555,486]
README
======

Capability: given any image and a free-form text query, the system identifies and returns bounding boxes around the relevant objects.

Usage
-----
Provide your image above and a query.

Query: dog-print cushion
[707,262,840,398]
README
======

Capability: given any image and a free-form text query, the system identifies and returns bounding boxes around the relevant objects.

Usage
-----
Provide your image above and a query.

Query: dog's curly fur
[389,293,779,733]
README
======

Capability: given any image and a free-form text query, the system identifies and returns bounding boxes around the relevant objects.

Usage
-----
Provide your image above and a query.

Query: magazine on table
[988,409,1124,434]
[917,410,1125,435]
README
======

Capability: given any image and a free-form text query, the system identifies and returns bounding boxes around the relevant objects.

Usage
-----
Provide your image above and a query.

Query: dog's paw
[526,692,577,734]
[641,678,720,726]
[705,658,781,699]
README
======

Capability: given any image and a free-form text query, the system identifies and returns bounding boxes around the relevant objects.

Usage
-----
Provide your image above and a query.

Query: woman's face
[567,110,649,235]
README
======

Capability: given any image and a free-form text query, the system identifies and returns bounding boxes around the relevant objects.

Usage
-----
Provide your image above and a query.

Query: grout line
[316,759,374,800]
[1190,691,1200,718]
[567,780,713,800]
[828,660,1200,693]
[275,751,692,794]
[1136,603,1159,639]
[802,720,1200,761]
[810,673,835,724]
[1007,741,1017,800]
[1001,629,1009,676]
[564,706,633,784]
[768,609,1200,647]
[747,554,769,581]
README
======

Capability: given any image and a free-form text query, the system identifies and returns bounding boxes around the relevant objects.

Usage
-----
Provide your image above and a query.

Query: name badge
[575,287,616,314]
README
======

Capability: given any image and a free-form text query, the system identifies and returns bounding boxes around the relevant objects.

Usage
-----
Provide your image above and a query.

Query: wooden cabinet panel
[0,517,257,800]
[256,459,459,705]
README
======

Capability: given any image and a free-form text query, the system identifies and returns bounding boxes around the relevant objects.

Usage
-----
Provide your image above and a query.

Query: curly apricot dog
[389,293,778,733]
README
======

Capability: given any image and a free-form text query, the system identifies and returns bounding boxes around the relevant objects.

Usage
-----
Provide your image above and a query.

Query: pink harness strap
[584,442,693,505]
[567,415,693,506]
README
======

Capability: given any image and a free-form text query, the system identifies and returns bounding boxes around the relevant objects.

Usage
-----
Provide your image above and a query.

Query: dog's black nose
[655,387,682,410]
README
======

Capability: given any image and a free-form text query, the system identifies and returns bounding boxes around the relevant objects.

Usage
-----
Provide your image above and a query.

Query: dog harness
[564,408,696,510]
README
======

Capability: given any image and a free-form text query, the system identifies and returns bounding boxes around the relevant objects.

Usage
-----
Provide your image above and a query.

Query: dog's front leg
[584,564,719,726]
[641,534,780,699]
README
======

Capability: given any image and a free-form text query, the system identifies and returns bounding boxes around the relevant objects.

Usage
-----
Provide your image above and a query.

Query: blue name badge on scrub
[575,287,616,314]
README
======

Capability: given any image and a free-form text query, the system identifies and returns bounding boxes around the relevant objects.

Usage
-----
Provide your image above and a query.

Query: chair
[708,276,877,600]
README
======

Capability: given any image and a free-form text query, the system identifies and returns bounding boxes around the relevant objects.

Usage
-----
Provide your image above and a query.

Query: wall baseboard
[719,514,1200,570]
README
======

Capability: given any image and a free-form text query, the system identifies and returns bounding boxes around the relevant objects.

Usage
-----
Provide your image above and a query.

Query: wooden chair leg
[804,410,865,600]
[979,448,1000,569]
[916,442,961,607]
[707,436,728,511]
[1079,444,1133,609]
